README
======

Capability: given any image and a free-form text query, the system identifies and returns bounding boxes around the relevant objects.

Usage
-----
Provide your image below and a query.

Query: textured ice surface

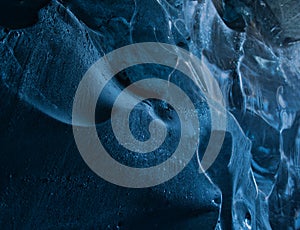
[0,0,299,229]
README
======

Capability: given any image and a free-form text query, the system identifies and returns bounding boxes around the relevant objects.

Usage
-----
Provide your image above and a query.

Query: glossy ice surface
[0,0,299,229]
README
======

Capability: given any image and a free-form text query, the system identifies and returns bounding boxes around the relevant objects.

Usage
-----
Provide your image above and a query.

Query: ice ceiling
[0,0,300,229]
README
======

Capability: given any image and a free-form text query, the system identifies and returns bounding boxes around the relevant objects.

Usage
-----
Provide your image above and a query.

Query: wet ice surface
[0,0,300,229]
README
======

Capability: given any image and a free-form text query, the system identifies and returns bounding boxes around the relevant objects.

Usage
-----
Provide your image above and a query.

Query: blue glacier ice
[0,0,299,229]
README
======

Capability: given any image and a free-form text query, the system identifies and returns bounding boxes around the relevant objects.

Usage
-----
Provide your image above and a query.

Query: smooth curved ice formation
[0,0,299,229]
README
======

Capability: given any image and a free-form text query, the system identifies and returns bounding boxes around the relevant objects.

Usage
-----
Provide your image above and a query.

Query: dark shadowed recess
[0,0,50,29]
